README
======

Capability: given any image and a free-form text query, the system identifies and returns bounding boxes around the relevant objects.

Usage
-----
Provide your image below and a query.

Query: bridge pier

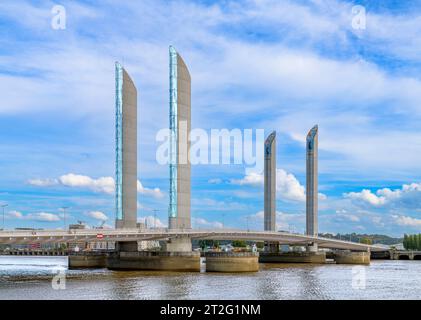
[259,251,326,264]
[107,237,201,272]
[333,250,370,265]
[205,252,259,273]
[69,253,107,269]
[107,250,200,271]
[260,243,326,264]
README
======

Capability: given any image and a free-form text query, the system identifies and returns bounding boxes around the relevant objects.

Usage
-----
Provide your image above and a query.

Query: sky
[1,0,421,237]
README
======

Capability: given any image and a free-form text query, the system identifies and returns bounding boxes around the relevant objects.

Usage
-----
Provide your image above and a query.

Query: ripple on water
[1,258,421,299]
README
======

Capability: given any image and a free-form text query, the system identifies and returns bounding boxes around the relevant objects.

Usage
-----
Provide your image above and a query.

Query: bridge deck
[0,229,386,252]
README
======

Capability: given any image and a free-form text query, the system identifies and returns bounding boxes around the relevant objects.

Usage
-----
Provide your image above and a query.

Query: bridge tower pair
[114,47,192,252]
[263,126,319,240]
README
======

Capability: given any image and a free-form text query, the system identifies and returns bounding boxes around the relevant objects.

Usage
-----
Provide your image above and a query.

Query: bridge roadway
[0,229,386,252]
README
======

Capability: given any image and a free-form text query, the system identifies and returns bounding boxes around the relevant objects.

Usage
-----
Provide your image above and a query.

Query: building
[306,125,318,236]
[115,62,138,229]
[168,46,191,230]
[264,131,276,232]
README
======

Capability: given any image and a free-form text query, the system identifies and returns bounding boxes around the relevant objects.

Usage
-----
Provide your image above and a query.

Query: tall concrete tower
[264,131,276,232]
[168,46,191,230]
[115,62,137,229]
[306,125,318,237]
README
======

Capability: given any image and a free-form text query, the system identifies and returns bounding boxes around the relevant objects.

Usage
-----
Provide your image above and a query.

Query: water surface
[0,256,420,300]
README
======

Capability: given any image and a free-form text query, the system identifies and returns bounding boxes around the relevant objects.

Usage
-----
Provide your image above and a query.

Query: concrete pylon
[168,46,191,231]
[306,125,318,237]
[115,62,137,230]
[264,131,276,232]
[166,46,192,253]
[264,131,278,253]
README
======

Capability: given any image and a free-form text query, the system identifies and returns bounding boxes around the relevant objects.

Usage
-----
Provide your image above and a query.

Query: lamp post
[1,204,8,230]
[152,209,159,229]
[60,207,69,230]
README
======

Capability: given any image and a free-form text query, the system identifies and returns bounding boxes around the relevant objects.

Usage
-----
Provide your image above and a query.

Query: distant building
[69,223,85,230]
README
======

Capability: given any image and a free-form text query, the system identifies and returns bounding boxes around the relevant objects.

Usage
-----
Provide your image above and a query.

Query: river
[0,256,420,299]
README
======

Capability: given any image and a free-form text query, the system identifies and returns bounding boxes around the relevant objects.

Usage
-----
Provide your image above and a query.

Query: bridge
[0,228,386,252]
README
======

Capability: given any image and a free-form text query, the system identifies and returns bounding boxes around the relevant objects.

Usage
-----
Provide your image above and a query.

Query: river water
[0,256,420,300]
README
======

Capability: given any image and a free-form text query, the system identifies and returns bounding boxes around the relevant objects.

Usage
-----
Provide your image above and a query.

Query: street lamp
[60,207,69,230]
[1,204,8,230]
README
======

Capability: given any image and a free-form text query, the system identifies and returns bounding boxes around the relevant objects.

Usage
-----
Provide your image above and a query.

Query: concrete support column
[306,125,318,237]
[164,236,192,252]
[307,243,318,253]
[264,131,276,232]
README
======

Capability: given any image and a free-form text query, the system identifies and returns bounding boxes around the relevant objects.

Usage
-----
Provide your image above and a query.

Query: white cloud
[230,172,263,186]
[138,216,166,228]
[27,173,163,198]
[392,215,421,228]
[193,217,223,229]
[7,210,23,219]
[231,169,325,202]
[344,182,421,208]
[27,178,58,187]
[26,212,61,222]
[137,180,164,198]
[208,178,223,184]
[276,169,305,202]
[59,174,115,194]
[86,211,108,221]
[344,189,386,206]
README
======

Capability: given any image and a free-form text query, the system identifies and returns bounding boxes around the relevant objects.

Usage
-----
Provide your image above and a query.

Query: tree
[232,240,247,248]
[403,234,408,250]
[360,237,372,245]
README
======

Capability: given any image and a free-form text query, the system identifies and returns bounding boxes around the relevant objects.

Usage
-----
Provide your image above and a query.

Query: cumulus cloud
[137,180,164,199]
[392,215,421,228]
[86,211,108,221]
[25,212,61,222]
[230,169,326,202]
[27,173,163,198]
[59,174,115,194]
[193,217,223,229]
[230,172,263,186]
[344,183,421,208]
[138,216,166,228]
[276,169,306,202]
[344,189,386,206]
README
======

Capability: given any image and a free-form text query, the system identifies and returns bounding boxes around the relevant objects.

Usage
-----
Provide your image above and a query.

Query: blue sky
[1,0,421,237]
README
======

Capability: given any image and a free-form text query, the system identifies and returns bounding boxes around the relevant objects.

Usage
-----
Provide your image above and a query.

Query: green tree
[232,240,247,248]
[360,237,372,245]
[403,234,408,250]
